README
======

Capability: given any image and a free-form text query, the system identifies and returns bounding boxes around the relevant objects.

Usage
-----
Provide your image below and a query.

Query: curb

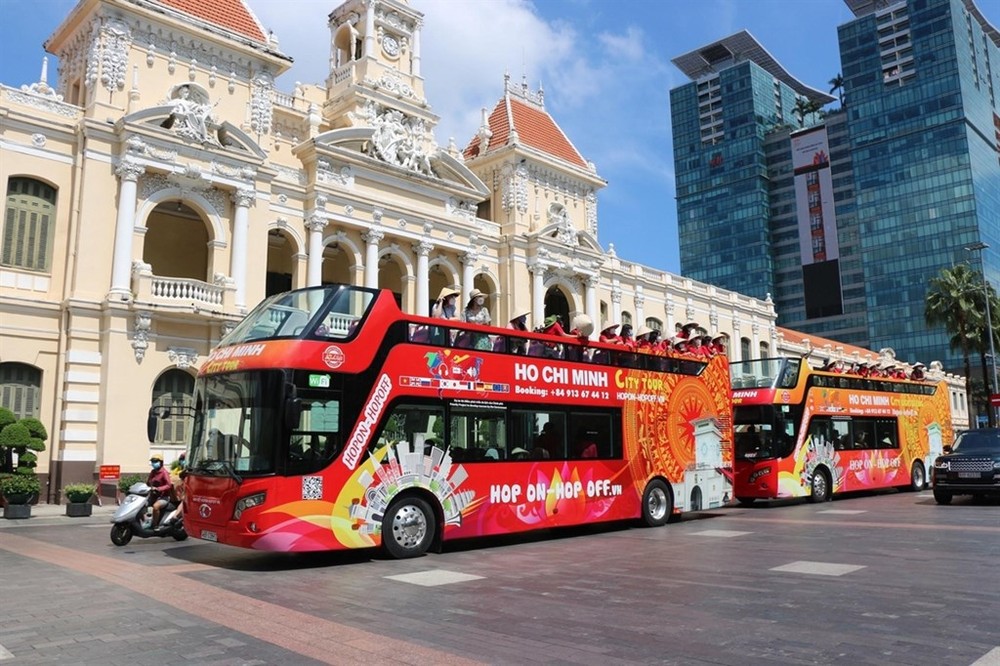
[0,504,119,528]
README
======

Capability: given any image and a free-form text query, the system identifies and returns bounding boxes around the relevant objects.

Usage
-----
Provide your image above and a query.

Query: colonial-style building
[0,0,960,501]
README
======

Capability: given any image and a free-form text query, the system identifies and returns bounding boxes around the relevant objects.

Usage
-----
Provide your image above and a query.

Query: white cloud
[597,26,646,62]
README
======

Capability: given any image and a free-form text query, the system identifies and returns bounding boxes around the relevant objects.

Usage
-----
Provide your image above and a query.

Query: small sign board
[989,393,1000,407]
[98,465,121,506]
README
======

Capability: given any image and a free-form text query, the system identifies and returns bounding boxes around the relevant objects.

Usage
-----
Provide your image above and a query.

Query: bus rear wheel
[641,480,672,527]
[808,469,831,503]
[909,462,926,491]
[382,496,435,559]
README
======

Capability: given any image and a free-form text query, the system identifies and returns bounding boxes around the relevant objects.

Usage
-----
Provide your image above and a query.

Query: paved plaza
[1,491,998,665]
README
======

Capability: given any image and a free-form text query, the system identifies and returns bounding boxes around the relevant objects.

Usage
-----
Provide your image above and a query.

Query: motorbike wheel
[110,523,133,546]
[172,525,188,541]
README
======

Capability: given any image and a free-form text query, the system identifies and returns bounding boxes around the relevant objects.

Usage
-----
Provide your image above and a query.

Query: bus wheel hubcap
[648,488,667,520]
[393,505,427,548]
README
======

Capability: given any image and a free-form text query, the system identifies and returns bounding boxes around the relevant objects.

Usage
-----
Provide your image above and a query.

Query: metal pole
[965,242,997,426]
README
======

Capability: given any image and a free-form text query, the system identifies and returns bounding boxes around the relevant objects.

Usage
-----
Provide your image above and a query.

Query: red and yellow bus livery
[161,285,733,557]
[731,357,952,504]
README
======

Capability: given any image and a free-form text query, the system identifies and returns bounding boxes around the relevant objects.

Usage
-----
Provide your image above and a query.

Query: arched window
[740,337,752,361]
[621,312,633,327]
[151,369,195,445]
[3,177,56,272]
[645,317,663,332]
[759,341,770,357]
[0,362,42,420]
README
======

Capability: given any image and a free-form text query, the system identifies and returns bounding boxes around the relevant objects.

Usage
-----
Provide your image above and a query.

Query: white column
[585,276,598,340]
[665,296,675,333]
[363,229,383,289]
[363,0,376,57]
[230,188,255,309]
[611,286,622,325]
[414,240,432,316]
[530,263,545,327]
[461,250,478,302]
[306,216,326,287]
[634,286,645,328]
[752,322,761,357]
[411,21,422,77]
[109,159,145,298]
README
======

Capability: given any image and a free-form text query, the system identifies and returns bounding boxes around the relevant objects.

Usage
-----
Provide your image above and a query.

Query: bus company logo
[198,503,212,518]
[322,345,345,369]
[342,373,393,470]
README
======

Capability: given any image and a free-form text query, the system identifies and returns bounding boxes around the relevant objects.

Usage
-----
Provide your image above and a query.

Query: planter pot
[66,503,93,517]
[3,493,32,506]
[4,503,31,519]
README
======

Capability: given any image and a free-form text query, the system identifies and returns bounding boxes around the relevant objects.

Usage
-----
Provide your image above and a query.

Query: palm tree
[829,73,844,108]
[925,264,985,424]
[792,97,812,128]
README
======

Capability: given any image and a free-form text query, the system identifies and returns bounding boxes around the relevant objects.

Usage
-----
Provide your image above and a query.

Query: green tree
[792,97,812,127]
[925,264,986,424]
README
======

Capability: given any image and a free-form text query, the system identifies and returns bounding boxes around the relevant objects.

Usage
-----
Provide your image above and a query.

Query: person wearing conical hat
[909,362,926,381]
[599,322,620,344]
[431,286,461,321]
[507,308,531,332]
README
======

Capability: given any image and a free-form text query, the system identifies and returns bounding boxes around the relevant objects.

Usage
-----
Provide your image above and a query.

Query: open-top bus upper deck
[175,285,734,556]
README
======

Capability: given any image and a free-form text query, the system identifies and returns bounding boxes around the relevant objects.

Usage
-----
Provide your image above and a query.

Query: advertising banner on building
[792,126,839,265]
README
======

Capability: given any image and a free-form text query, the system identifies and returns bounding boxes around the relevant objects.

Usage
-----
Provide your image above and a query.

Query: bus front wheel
[808,469,831,503]
[736,497,756,507]
[909,462,926,491]
[383,496,435,559]
[641,480,672,527]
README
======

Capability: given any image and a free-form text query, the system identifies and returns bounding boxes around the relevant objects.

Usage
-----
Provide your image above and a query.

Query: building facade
[0,0,781,500]
[671,0,999,371]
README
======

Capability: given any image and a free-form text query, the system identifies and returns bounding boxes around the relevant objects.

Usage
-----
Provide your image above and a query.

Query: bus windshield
[189,371,286,477]
[221,285,376,344]
[733,404,799,461]
[731,357,801,389]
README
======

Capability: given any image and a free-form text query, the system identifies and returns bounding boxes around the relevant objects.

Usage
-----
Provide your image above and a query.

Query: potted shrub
[63,482,96,517]
[2,473,41,519]
[118,473,144,494]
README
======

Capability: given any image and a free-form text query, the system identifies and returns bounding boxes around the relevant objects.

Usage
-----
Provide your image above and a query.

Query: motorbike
[110,481,187,546]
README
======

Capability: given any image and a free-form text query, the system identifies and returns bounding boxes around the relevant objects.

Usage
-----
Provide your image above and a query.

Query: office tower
[672,0,999,370]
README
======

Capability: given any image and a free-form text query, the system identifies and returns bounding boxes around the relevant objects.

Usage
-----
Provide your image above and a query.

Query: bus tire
[933,489,952,505]
[641,479,672,527]
[382,496,435,559]
[808,469,831,503]
[736,497,756,507]
[909,461,925,491]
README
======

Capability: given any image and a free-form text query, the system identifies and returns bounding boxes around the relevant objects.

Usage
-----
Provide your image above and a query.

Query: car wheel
[808,469,831,503]
[382,496,435,559]
[933,488,952,505]
[641,479,672,527]
[909,462,925,491]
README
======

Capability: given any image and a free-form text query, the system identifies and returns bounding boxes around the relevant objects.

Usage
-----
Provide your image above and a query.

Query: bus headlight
[233,492,266,520]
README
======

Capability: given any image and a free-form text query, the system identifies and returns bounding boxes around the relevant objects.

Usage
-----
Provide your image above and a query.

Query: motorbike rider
[146,454,174,529]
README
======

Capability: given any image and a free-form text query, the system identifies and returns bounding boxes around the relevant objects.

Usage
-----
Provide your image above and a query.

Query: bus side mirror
[146,407,170,443]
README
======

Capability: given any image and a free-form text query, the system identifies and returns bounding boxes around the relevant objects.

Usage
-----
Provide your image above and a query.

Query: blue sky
[2,0,998,276]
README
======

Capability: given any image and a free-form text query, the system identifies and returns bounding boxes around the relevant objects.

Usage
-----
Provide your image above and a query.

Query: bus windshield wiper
[200,459,243,484]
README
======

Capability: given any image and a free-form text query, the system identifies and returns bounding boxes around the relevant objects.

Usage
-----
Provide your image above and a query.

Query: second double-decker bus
[156,284,732,558]
[730,357,952,504]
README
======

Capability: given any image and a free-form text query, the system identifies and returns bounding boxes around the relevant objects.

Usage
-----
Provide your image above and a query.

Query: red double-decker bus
[156,285,732,558]
[731,357,952,504]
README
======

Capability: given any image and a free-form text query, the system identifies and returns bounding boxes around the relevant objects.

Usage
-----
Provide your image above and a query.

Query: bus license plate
[201,530,218,542]
[958,472,980,479]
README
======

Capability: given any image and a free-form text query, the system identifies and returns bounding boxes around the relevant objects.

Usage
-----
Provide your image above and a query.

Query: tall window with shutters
[0,362,42,420]
[151,370,195,445]
[3,178,56,272]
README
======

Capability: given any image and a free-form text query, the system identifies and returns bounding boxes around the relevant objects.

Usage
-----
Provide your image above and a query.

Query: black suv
[932,428,1000,504]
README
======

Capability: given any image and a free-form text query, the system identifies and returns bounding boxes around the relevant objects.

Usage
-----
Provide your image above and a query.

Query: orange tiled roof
[464,96,588,169]
[777,326,877,361]
[156,0,267,43]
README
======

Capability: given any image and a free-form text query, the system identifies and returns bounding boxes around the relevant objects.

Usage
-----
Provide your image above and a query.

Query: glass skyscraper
[671,0,999,371]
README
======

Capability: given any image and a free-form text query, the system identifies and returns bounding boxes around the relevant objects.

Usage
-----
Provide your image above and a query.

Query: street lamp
[964,241,998,425]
